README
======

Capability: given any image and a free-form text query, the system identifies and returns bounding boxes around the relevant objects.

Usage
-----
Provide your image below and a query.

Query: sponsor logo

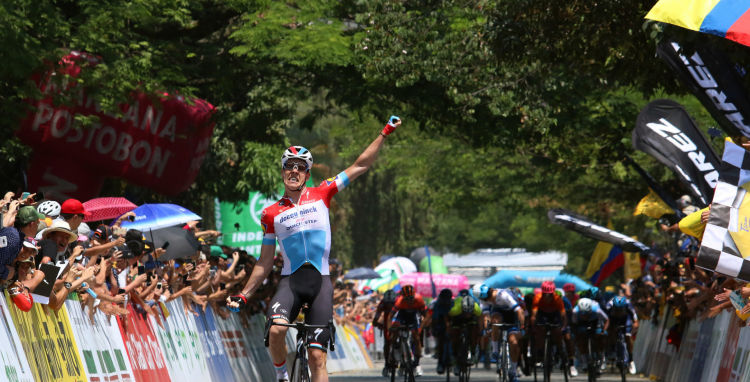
[645,117,719,204]
[314,328,324,341]
[261,222,267,234]
[670,41,750,136]
[272,302,281,313]
[325,176,337,186]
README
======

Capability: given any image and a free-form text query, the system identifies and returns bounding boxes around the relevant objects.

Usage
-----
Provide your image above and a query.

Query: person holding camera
[228,115,401,382]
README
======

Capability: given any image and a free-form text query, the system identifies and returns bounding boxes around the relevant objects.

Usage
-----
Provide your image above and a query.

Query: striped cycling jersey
[260,171,349,275]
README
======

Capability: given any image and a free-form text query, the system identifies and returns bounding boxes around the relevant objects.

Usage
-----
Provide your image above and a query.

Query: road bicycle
[264,319,336,382]
[389,324,417,382]
[452,322,474,382]
[613,325,628,382]
[535,322,568,382]
[492,323,516,382]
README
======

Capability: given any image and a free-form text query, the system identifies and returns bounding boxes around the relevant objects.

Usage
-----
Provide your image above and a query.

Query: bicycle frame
[264,320,336,382]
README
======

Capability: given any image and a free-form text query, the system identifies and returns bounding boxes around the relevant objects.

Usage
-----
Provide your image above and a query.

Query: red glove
[381,116,400,136]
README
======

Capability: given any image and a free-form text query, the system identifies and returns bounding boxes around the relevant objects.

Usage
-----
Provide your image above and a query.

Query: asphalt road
[330,356,650,382]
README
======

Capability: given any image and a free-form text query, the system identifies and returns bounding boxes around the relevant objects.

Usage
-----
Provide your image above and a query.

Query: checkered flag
[696,140,750,280]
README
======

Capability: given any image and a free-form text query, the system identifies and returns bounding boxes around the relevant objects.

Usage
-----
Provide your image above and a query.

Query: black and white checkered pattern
[697,140,750,280]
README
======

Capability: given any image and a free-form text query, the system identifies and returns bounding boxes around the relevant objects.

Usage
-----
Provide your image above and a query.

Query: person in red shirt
[391,284,426,376]
[531,281,568,364]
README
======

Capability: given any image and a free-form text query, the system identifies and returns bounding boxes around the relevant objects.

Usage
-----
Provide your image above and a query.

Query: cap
[22,237,38,253]
[16,206,44,226]
[60,199,88,215]
[92,225,112,241]
[210,245,227,259]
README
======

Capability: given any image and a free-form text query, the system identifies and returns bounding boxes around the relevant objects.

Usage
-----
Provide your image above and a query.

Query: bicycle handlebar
[492,323,517,329]
[264,320,336,351]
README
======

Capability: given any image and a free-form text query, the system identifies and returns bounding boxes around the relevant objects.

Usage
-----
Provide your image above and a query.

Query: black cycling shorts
[268,264,334,351]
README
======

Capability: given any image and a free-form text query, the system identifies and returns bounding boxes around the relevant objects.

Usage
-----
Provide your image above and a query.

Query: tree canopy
[1,0,743,275]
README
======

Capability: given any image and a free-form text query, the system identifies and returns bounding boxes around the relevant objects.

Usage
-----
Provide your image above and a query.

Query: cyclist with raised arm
[391,284,426,376]
[605,295,639,375]
[373,289,398,377]
[474,284,524,382]
[572,298,609,373]
[448,292,482,376]
[227,116,402,382]
[423,288,454,375]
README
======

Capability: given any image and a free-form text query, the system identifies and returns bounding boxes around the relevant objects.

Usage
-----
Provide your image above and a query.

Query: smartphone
[128,215,136,221]
[137,265,146,275]
[161,241,170,250]
[118,288,126,295]
[156,282,163,290]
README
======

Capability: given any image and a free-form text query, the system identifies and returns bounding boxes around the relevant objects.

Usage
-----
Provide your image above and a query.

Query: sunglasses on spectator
[283,162,308,172]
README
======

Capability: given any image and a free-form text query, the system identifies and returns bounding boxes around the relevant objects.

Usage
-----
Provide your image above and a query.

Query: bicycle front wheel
[290,354,308,382]
[543,336,552,382]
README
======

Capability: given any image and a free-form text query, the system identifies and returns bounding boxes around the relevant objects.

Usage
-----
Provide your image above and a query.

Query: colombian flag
[588,245,625,287]
[646,0,750,47]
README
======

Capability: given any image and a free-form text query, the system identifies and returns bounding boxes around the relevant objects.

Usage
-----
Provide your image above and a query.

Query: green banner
[215,180,314,257]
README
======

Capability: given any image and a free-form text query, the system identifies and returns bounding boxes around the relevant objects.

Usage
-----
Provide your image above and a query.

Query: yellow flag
[624,250,642,280]
[634,189,674,219]
[585,220,614,280]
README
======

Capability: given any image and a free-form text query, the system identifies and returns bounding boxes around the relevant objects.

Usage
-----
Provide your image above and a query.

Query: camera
[128,215,136,222]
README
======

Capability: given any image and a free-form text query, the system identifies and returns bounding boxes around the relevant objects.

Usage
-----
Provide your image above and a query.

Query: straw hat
[41,220,78,244]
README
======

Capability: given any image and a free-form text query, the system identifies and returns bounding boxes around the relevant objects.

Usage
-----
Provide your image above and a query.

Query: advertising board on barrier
[718,314,744,382]
[148,299,211,381]
[0,295,34,382]
[214,310,276,381]
[731,327,750,382]
[5,293,86,382]
[64,297,134,382]
[118,304,170,382]
[194,306,235,382]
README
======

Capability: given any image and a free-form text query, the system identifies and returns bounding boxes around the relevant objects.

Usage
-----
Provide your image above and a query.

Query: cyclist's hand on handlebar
[226,295,247,312]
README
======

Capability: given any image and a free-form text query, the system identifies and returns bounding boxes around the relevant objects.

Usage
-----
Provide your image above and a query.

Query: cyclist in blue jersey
[227,116,401,382]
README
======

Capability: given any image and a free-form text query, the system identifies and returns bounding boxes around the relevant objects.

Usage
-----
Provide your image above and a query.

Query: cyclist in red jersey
[531,281,568,363]
[391,285,426,376]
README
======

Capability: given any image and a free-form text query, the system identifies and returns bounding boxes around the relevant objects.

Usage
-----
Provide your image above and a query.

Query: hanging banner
[148,299,211,381]
[547,208,651,252]
[5,292,86,382]
[633,99,720,207]
[118,304,170,382]
[0,295,34,382]
[696,140,750,280]
[64,297,134,382]
[194,306,235,382]
[656,38,750,139]
[17,51,216,200]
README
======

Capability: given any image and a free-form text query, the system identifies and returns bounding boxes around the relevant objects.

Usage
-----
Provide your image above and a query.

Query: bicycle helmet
[461,296,475,314]
[588,287,600,299]
[578,298,594,313]
[472,284,489,299]
[383,289,397,304]
[612,296,628,308]
[459,288,470,297]
[541,281,556,294]
[402,284,415,298]
[281,146,313,171]
[563,283,576,293]
[37,200,61,218]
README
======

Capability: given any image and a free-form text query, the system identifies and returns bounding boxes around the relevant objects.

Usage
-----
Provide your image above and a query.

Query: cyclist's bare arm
[238,243,275,298]
[343,120,400,182]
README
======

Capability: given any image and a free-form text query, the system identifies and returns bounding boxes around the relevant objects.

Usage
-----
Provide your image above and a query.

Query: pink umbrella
[399,272,468,298]
[82,197,137,222]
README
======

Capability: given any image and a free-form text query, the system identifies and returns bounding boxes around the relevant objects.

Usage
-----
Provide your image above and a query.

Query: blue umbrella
[119,203,201,231]
[343,267,382,280]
